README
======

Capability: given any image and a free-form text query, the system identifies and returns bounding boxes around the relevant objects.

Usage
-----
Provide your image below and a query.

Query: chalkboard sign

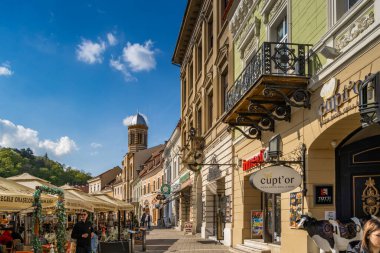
[289,191,303,227]
[184,222,193,234]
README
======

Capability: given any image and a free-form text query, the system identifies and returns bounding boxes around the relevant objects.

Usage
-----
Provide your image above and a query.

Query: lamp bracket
[247,100,291,122]
[263,84,311,109]
[228,124,261,140]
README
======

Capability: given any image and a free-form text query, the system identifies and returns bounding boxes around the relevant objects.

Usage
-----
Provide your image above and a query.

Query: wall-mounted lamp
[268,134,283,160]
[330,140,338,149]
[320,45,340,59]
[359,72,380,127]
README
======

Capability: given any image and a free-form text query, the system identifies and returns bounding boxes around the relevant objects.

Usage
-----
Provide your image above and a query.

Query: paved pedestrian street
[135,228,231,253]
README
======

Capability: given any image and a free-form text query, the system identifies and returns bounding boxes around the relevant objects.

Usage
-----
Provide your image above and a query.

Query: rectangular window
[207,91,213,129]
[336,0,360,21]
[182,79,187,105]
[197,108,202,135]
[189,63,194,93]
[207,17,213,54]
[197,42,202,75]
[130,133,135,145]
[138,133,142,144]
[221,0,229,23]
[276,16,287,42]
[221,70,228,114]
[162,175,164,184]
[148,183,150,193]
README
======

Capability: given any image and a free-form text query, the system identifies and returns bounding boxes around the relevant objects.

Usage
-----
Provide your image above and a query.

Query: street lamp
[268,134,283,160]
[359,72,380,127]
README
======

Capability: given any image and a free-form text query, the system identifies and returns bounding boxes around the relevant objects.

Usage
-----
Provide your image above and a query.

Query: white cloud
[90,142,102,149]
[76,39,106,64]
[122,40,156,72]
[0,118,77,156]
[107,33,117,46]
[109,58,136,82]
[0,63,13,76]
[122,113,148,126]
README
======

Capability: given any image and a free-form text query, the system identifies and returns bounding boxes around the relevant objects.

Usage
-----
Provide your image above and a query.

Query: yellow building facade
[226,0,380,252]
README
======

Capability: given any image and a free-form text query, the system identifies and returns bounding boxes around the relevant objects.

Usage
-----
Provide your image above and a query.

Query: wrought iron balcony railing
[225,42,312,113]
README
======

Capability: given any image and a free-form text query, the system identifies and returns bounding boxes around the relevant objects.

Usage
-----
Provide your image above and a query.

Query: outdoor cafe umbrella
[61,185,115,212]
[92,193,134,211]
[0,176,56,212]
[8,173,94,212]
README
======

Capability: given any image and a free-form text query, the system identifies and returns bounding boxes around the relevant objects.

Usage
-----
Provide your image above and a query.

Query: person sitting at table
[0,229,13,247]
[10,229,23,243]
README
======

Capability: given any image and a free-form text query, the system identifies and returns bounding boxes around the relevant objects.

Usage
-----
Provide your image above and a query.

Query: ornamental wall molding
[215,41,229,70]
[202,68,214,88]
[230,0,260,39]
[268,0,286,22]
[335,6,375,52]
[181,0,211,68]
[241,35,259,60]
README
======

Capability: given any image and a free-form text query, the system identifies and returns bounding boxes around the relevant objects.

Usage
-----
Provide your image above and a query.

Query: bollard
[142,229,146,252]
[128,230,135,253]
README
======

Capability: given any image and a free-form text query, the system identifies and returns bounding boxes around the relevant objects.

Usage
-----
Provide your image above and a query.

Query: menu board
[251,210,263,238]
[289,191,303,227]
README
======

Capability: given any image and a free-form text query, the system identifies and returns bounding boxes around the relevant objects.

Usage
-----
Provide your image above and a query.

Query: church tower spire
[128,113,148,153]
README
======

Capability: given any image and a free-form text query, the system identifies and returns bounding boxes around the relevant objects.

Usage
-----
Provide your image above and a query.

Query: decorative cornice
[215,40,229,68]
[203,68,213,88]
[335,7,375,52]
[181,0,212,69]
[268,0,286,21]
[230,0,260,39]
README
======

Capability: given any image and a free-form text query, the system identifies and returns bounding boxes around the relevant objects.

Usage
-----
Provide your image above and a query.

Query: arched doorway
[336,124,380,220]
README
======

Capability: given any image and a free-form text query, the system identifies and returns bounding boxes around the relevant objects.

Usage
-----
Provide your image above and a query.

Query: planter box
[99,241,129,253]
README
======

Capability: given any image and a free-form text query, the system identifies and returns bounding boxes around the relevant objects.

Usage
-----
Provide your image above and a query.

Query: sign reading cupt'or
[249,165,302,194]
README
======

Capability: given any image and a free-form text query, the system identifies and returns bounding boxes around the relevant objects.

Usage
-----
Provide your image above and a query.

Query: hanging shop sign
[160,184,171,195]
[242,148,269,171]
[314,185,333,205]
[249,165,302,193]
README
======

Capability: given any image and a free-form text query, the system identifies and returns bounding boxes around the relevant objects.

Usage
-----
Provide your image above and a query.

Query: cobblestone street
[135,229,231,253]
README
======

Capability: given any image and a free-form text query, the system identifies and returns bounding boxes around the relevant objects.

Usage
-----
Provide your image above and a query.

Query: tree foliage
[0,147,91,186]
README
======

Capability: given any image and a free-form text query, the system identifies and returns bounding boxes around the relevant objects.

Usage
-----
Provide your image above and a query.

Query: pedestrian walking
[71,212,94,253]
[144,212,151,230]
[140,212,146,227]
[347,217,380,253]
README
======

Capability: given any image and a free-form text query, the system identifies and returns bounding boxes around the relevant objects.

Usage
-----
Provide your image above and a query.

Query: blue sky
[0,1,186,176]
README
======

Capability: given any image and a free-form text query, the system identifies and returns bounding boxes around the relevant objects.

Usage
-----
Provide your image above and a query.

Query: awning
[0,177,56,212]
[92,194,134,211]
[61,185,115,212]
[8,173,94,212]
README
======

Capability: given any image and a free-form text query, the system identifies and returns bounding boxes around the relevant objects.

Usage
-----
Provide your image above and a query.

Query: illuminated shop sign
[249,165,302,193]
[242,149,268,171]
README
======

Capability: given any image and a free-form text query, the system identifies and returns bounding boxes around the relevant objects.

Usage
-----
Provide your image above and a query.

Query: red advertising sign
[242,149,266,171]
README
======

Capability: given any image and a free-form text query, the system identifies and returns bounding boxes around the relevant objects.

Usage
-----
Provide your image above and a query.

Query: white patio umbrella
[8,173,94,212]
[0,176,56,212]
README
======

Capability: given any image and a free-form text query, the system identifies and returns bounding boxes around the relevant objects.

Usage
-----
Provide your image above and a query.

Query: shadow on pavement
[197,240,218,245]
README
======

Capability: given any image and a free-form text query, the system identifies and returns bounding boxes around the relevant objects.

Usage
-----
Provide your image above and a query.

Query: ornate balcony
[223,42,312,139]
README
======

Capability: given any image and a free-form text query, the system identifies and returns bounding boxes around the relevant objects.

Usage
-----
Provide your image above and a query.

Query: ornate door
[337,135,380,220]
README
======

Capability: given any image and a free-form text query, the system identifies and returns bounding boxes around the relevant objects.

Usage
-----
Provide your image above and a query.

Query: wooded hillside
[0,147,91,186]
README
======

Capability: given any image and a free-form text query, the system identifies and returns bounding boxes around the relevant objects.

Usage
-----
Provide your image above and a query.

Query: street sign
[161,184,171,194]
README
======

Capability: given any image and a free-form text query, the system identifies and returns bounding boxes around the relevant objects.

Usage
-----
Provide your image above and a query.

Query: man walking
[71,212,94,253]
